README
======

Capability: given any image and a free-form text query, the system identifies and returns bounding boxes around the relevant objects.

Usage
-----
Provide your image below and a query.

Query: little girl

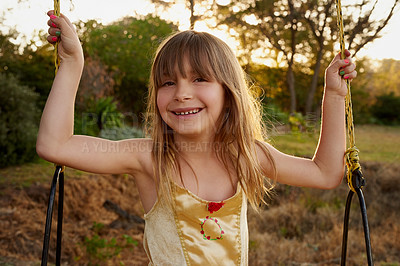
[37,11,357,265]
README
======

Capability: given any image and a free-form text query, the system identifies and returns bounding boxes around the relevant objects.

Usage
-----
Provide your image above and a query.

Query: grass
[269,124,400,164]
[0,158,88,189]
[355,125,400,163]
[0,159,54,189]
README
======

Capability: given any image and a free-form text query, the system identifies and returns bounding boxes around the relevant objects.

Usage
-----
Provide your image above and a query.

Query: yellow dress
[143,182,248,266]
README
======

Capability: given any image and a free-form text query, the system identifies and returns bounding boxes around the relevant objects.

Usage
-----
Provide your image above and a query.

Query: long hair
[145,30,276,210]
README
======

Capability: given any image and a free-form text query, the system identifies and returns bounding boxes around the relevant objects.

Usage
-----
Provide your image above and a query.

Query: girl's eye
[194,77,207,82]
[162,81,175,87]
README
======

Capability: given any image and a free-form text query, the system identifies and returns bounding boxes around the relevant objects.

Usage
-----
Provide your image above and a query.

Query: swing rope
[54,0,61,74]
[335,0,373,265]
[41,1,65,265]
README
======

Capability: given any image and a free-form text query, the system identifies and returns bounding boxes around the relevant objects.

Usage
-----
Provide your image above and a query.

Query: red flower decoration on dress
[207,202,225,213]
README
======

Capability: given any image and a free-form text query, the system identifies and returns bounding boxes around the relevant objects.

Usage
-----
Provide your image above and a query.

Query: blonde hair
[145,30,275,210]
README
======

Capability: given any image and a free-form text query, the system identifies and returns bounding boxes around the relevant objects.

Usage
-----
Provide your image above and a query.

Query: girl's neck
[174,134,219,159]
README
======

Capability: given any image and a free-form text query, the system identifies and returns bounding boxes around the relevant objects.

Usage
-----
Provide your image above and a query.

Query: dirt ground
[0,172,148,265]
[0,161,399,265]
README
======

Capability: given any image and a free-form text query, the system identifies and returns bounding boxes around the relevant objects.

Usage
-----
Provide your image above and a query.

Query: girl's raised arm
[36,11,150,175]
[259,50,356,189]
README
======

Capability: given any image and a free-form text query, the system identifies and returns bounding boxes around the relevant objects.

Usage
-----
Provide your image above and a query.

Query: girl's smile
[171,107,203,117]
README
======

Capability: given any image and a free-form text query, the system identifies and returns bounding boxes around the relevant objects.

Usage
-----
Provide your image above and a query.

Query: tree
[302,0,337,114]
[77,15,176,117]
[0,28,54,109]
[303,0,400,113]
[217,0,311,114]
[374,59,400,96]
[370,92,400,125]
[0,73,40,167]
[216,0,399,114]
[76,56,115,111]
[150,0,210,29]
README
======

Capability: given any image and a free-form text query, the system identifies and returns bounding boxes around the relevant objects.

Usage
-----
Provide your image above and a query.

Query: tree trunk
[305,46,324,114]
[189,0,195,30]
[287,64,296,114]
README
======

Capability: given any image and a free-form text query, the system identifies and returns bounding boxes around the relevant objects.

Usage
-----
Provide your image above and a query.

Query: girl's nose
[174,81,192,102]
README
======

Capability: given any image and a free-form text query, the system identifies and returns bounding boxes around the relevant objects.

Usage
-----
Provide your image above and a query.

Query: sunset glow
[1,0,399,61]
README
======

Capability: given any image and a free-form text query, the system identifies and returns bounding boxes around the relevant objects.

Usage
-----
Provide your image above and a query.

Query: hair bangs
[152,31,218,89]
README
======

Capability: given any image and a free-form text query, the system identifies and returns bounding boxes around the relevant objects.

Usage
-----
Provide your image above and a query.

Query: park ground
[0,125,399,265]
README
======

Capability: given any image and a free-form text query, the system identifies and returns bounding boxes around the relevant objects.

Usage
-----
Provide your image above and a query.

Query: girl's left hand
[324,49,357,97]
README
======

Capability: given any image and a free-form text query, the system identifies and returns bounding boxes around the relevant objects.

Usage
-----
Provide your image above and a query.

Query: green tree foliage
[0,30,54,109]
[371,59,400,97]
[0,73,40,167]
[349,57,400,124]
[17,44,55,109]
[370,92,400,125]
[77,16,176,117]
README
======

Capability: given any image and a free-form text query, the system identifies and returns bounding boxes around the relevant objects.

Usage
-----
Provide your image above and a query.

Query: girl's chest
[175,158,238,202]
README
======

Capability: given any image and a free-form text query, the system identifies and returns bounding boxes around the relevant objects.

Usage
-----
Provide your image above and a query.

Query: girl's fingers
[342,49,351,58]
[328,51,356,77]
[340,62,356,76]
[343,69,357,80]
[59,13,75,29]
[328,56,350,74]
[47,19,58,28]
[47,19,61,44]
[47,11,76,45]
[48,12,74,36]
[47,35,59,44]
[48,26,61,36]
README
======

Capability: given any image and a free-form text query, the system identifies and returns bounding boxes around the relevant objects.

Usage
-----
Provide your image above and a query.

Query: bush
[74,96,125,136]
[370,92,400,125]
[0,73,40,167]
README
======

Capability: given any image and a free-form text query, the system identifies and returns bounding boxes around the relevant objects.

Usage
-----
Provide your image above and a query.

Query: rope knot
[345,146,364,191]
[345,146,360,170]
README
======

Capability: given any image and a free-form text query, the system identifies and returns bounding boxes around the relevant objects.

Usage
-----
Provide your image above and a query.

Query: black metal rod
[56,170,64,265]
[341,190,354,266]
[41,166,63,266]
[355,187,373,265]
[340,188,373,266]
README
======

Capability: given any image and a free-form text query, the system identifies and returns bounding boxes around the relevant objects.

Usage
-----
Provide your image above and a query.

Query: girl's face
[156,59,225,142]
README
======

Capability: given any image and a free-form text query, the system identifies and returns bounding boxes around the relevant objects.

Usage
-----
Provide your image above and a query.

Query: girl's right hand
[47,10,83,63]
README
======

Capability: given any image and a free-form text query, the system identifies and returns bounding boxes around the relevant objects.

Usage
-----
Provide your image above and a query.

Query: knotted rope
[336,0,364,192]
[336,0,373,265]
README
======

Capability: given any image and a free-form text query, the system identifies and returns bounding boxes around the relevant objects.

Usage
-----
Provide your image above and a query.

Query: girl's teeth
[175,109,199,115]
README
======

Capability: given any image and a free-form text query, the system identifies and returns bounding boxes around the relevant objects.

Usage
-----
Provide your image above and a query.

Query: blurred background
[0,0,399,265]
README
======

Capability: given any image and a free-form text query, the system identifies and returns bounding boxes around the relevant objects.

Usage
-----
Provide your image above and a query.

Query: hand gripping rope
[335,0,373,265]
[41,1,65,265]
